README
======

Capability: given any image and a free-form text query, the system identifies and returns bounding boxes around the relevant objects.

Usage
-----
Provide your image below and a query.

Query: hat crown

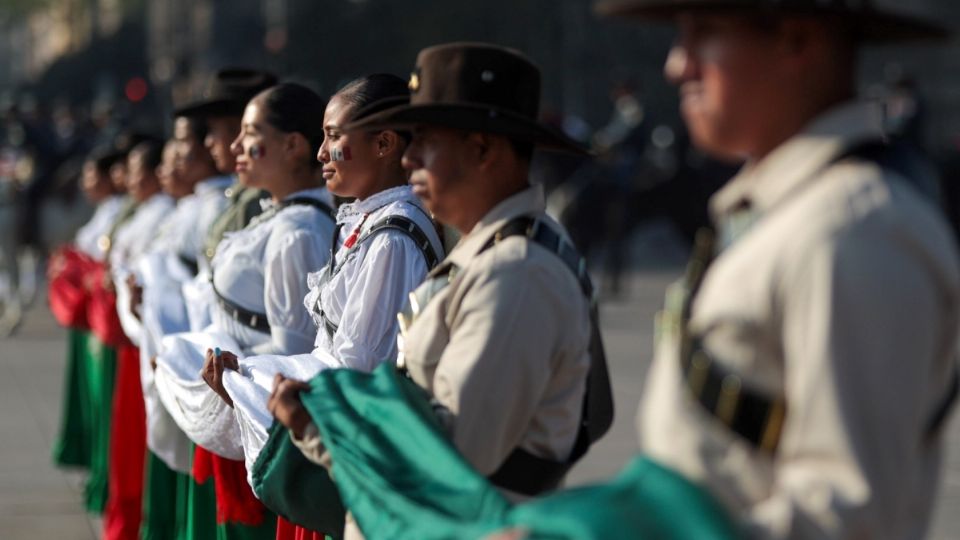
[595,0,950,41]
[204,68,278,104]
[410,43,542,120]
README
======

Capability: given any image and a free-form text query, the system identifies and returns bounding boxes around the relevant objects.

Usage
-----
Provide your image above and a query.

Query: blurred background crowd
[1,0,960,334]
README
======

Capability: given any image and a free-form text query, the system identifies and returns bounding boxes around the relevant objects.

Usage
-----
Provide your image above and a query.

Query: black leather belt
[211,280,270,333]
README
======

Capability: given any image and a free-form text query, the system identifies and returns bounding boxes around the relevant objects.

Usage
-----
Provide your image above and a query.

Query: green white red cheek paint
[248,144,266,159]
[330,146,352,162]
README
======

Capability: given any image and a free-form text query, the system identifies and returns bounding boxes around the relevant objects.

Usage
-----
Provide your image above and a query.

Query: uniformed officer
[173,68,277,266]
[268,43,607,525]
[594,0,960,538]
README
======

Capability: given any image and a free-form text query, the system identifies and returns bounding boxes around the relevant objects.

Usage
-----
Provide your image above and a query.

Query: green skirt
[142,451,190,540]
[83,333,116,514]
[183,444,218,540]
[52,329,93,468]
[303,364,740,540]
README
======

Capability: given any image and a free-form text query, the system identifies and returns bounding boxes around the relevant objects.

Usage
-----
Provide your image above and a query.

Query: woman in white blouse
[209,74,443,378]
[153,83,335,459]
[201,75,444,495]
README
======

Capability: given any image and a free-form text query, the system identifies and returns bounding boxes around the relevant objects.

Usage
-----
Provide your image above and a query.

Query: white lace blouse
[304,185,444,372]
[210,187,335,355]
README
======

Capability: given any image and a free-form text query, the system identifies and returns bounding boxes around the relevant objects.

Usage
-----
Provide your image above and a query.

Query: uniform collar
[260,187,331,212]
[710,100,886,222]
[336,185,417,223]
[195,174,233,195]
[444,183,545,269]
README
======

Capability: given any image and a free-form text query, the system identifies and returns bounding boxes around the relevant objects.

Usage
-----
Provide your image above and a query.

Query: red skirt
[103,344,146,540]
[193,445,268,527]
[276,517,326,540]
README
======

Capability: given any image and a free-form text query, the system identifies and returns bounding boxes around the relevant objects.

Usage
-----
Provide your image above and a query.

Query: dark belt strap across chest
[210,197,335,334]
[316,210,441,340]
[677,141,959,454]
[480,216,614,497]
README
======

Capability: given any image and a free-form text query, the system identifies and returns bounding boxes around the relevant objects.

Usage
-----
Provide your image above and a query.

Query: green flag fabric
[297,364,739,540]
[251,420,345,536]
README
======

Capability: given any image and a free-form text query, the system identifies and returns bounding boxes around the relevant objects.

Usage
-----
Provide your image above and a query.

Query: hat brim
[345,103,590,156]
[173,98,246,119]
[595,0,951,42]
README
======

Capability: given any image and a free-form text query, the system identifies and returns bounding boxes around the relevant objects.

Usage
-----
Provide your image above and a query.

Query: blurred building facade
[0,0,959,152]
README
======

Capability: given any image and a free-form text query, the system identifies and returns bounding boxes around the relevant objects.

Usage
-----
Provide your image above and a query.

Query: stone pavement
[0,264,958,539]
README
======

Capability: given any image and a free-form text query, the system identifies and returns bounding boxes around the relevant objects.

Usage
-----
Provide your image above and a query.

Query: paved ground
[1,231,958,538]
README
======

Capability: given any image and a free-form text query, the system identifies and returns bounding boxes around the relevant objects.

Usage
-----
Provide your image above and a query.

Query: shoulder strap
[838,140,942,208]
[319,213,442,341]
[481,216,614,496]
[282,196,336,221]
[329,214,441,278]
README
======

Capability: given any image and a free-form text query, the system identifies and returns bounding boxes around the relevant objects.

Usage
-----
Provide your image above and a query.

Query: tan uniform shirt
[401,184,591,479]
[295,185,591,475]
[638,102,960,539]
[295,185,591,539]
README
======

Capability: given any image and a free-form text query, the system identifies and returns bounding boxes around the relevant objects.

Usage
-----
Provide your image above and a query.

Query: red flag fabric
[86,262,129,348]
[47,246,96,329]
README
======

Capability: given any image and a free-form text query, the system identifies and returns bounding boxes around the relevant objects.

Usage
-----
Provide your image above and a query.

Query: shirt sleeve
[431,256,588,475]
[330,233,429,372]
[249,227,330,356]
[291,422,331,469]
[745,224,951,538]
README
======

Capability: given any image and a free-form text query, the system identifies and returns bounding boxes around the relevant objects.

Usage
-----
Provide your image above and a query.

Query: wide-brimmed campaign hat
[595,0,950,42]
[345,43,588,155]
[174,68,278,118]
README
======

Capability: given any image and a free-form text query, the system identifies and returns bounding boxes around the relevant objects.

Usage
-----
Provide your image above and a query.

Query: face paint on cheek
[248,144,266,160]
[329,145,352,162]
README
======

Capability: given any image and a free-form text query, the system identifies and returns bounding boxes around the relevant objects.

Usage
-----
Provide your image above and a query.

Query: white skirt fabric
[138,253,194,473]
[222,349,338,489]
[153,328,246,461]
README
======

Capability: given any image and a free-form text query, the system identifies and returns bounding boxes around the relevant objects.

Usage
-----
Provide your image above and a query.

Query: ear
[375,130,402,157]
[285,132,310,161]
[466,132,513,172]
[464,132,494,169]
[777,18,819,66]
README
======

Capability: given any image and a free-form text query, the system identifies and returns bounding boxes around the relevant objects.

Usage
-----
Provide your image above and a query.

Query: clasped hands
[200,348,312,439]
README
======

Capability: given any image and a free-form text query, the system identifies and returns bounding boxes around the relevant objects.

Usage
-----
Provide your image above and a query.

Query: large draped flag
[268,363,740,540]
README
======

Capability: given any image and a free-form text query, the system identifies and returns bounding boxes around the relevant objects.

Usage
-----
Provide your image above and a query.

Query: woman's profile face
[317,95,381,200]
[229,99,285,191]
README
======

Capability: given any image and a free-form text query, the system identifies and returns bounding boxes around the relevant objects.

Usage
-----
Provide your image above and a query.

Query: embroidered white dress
[75,194,126,260]
[224,185,444,483]
[111,193,176,347]
[136,176,232,472]
[154,187,335,459]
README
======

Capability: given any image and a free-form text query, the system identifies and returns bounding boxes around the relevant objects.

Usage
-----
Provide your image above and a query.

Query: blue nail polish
[214,347,221,358]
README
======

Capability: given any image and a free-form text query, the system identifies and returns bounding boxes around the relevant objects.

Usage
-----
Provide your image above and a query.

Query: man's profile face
[205,115,242,174]
[665,12,784,160]
[402,126,471,227]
